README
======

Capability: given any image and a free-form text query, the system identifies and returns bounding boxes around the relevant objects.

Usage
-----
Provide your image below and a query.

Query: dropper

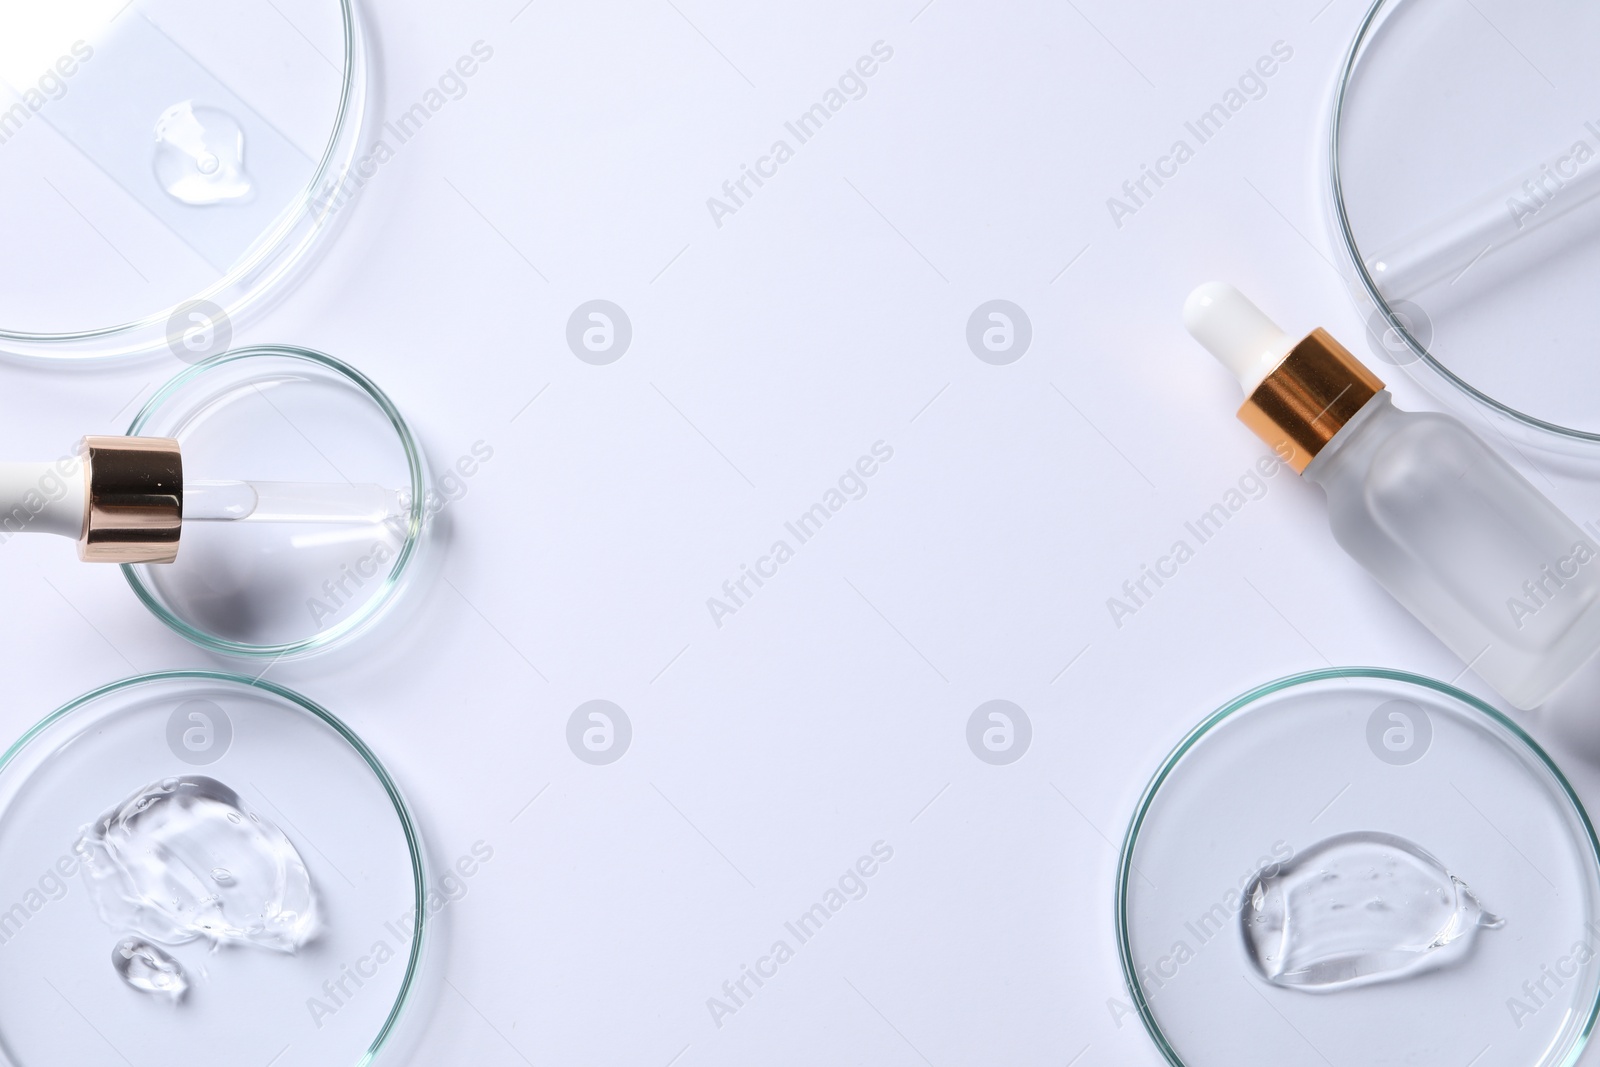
[1,436,405,563]
[183,480,403,524]
[1359,141,1600,300]
[1182,281,1297,391]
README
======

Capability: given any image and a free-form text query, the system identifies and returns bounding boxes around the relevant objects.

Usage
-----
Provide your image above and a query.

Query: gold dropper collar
[78,435,183,563]
[1237,328,1384,473]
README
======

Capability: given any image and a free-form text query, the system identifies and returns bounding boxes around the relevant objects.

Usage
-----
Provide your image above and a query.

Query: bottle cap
[79,436,182,564]
[1184,283,1385,472]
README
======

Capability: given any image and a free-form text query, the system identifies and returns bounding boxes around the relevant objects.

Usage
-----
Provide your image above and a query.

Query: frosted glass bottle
[1185,282,1600,709]
[1304,393,1600,709]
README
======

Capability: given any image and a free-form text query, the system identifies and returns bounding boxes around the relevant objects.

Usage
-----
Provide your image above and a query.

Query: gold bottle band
[78,436,183,563]
[1236,328,1385,474]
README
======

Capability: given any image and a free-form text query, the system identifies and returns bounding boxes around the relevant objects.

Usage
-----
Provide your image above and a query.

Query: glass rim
[1114,665,1600,1067]
[1328,0,1600,450]
[122,344,427,658]
[0,0,369,361]
[0,669,428,1064]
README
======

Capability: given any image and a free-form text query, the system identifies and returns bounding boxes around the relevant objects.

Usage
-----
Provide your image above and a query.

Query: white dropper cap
[1182,282,1297,393]
[0,462,85,538]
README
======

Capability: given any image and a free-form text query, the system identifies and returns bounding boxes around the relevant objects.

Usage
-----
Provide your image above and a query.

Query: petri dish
[1118,668,1600,1067]
[123,346,429,658]
[0,0,368,361]
[0,671,427,1066]
[1330,0,1600,453]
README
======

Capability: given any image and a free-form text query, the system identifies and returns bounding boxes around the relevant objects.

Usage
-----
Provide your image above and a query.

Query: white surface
[5,0,1600,1064]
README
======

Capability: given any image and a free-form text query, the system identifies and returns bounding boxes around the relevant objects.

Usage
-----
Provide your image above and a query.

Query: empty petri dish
[0,671,428,1066]
[0,0,368,360]
[1118,668,1600,1066]
[1330,0,1600,451]
[123,346,429,658]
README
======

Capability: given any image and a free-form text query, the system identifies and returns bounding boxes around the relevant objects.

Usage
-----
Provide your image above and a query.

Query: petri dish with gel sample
[1118,668,1600,1066]
[0,0,368,360]
[1331,0,1600,451]
[123,346,430,658]
[0,672,428,1067]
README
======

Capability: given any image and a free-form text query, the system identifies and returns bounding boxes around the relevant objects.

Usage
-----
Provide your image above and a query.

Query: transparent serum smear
[1241,831,1502,992]
[113,937,187,1000]
[153,101,253,205]
[76,775,317,955]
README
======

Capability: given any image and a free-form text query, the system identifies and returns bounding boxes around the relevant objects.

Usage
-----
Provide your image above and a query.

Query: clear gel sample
[76,776,317,953]
[1241,831,1502,992]
[153,102,253,205]
[112,937,187,1000]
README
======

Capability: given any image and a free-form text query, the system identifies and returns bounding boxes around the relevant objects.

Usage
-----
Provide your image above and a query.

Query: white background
[5,0,1600,1064]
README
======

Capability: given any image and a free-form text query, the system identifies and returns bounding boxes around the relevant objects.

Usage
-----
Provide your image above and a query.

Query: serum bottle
[1184,282,1600,710]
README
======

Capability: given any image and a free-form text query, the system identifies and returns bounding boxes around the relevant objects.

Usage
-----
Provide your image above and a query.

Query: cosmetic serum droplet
[153,102,253,205]
[1241,831,1502,992]
[76,775,317,953]
[113,937,187,1000]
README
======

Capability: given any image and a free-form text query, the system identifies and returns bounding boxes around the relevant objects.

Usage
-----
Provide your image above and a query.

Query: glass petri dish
[0,671,427,1066]
[1118,668,1600,1067]
[0,0,367,361]
[1330,0,1600,453]
[124,346,429,658]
